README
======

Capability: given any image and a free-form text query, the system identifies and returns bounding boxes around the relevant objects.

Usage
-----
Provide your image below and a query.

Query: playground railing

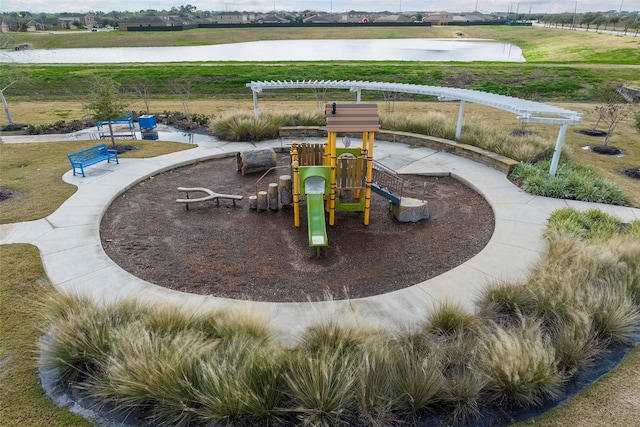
[372,160,404,199]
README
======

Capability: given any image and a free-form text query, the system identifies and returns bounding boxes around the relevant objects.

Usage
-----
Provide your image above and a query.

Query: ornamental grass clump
[380,112,456,140]
[210,114,280,141]
[475,319,563,407]
[90,325,213,426]
[41,295,148,384]
[477,281,538,326]
[283,345,361,426]
[425,301,479,337]
[277,111,325,127]
[187,335,285,425]
[459,120,556,163]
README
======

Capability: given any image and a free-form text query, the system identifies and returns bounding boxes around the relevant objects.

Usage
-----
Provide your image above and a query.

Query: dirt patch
[621,167,640,180]
[0,187,19,202]
[590,145,623,156]
[578,129,608,137]
[100,156,494,303]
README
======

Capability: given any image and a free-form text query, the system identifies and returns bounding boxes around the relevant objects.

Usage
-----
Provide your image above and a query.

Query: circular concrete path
[2,136,639,346]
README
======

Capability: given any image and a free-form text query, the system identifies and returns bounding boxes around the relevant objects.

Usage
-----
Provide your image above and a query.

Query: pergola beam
[246,80,582,175]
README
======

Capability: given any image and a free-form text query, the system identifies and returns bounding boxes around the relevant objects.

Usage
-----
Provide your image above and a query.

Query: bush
[510,160,628,205]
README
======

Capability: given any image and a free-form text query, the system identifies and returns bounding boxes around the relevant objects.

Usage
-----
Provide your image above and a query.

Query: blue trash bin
[138,115,156,130]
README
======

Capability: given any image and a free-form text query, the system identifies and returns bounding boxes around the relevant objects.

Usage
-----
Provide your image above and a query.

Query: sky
[2,0,639,15]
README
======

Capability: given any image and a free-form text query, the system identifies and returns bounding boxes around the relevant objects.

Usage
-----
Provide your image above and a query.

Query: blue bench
[68,144,119,177]
[96,112,134,130]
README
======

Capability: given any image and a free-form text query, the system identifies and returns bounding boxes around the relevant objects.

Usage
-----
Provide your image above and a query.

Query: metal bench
[67,144,119,177]
[96,112,134,130]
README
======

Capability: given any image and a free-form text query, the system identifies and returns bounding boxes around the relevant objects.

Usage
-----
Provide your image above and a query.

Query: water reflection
[5,38,524,63]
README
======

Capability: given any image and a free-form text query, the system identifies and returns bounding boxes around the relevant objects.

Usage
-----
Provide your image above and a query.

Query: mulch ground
[100,155,494,302]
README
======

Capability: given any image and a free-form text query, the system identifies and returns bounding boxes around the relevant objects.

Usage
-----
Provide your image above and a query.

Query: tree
[592,88,631,146]
[167,78,194,123]
[86,76,128,149]
[580,12,597,31]
[129,80,153,114]
[0,33,28,129]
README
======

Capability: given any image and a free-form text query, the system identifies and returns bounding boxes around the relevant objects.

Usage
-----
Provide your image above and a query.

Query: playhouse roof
[324,103,380,133]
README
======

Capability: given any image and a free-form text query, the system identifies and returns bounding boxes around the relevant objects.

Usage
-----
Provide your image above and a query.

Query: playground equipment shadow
[1,135,639,348]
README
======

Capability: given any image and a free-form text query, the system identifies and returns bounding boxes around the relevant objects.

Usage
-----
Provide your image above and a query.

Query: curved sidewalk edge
[2,138,639,346]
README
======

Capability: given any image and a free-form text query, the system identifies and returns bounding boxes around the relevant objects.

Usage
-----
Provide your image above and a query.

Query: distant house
[58,14,96,29]
[422,11,454,25]
[25,20,45,31]
[257,14,290,24]
[340,10,373,23]
[303,13,340,23]
[374,14,412,23]
[118,15,176,30]
[1,19,17,32]
[213,12,254,24]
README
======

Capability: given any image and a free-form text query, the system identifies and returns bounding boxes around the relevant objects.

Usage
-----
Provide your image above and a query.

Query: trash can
[138,115,156,130]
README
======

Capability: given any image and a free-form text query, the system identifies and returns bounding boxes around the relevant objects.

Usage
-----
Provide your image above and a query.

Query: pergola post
[549,123,569,177]
[455,100,465,141]
[252,90,259,119]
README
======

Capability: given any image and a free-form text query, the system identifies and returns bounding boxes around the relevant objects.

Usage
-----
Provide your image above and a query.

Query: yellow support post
[328,132,337,226]
[363,131,375,225]
[292,142,301,227]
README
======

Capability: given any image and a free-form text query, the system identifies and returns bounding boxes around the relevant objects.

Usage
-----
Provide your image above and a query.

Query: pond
[4,38,524,63]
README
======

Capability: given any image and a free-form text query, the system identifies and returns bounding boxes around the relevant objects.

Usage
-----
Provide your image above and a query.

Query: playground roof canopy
[246,80,582,125]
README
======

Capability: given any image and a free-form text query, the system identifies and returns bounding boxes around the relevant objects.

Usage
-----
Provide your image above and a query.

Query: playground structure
[291,103,406,253]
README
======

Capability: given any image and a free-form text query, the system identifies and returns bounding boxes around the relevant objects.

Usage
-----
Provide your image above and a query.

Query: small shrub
[547,208,623,242]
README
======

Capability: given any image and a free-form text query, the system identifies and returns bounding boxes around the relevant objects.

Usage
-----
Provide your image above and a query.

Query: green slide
[298,167,332,254]
[306,192,328,249]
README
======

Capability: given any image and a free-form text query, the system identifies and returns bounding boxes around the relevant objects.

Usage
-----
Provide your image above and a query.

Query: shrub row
[510,160,628,206]
[42,208,640,426]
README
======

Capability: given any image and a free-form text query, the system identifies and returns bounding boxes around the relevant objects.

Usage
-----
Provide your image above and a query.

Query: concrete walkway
[2,135,639,346]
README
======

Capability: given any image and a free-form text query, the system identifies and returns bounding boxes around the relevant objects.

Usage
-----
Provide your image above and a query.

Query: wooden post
[249,195,258,210]
[279,175,292,205]
[268,183,279,210]
[257,191,268,211]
